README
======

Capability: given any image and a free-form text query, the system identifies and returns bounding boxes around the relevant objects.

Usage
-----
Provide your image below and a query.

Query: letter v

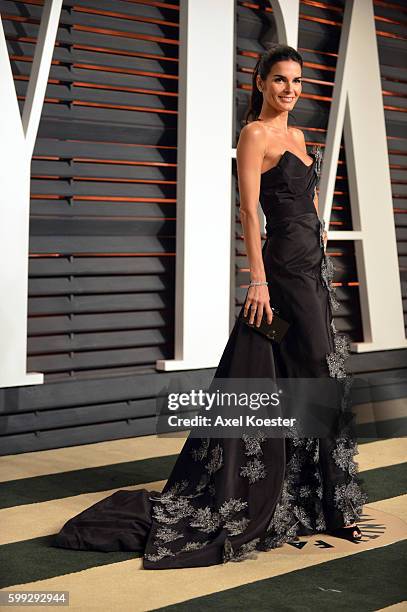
[0,1,63,388]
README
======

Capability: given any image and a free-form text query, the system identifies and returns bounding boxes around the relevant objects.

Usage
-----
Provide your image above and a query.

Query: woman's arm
[313,183,327,251]
[313,184,319,214]
[236,124,273,327]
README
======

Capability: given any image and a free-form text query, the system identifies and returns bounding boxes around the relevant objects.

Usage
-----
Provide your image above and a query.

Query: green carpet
[152,540,407,611]
[0,455,177,509]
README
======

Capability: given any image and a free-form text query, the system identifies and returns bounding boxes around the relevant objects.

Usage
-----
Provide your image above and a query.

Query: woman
[53,44,368,569]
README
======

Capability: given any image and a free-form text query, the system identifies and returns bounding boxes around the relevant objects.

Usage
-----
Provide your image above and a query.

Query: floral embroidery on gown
[53,144,368,569]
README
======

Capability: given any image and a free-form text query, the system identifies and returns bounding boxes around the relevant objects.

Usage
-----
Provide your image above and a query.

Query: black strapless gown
[53,145,368,569]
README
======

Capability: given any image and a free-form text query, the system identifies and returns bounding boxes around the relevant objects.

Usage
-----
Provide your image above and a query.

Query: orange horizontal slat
[73,45,179,63]
[74,63,179,80]
[30,194,177,202]
[74,6,179,29]
[73,25,179,46]
[71,100,178,113]
[72,81,178,97]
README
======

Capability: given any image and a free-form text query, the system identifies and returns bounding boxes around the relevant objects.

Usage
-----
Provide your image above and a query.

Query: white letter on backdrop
[318,0,406,351]
[0,0,63,388]
[156,0,235,370]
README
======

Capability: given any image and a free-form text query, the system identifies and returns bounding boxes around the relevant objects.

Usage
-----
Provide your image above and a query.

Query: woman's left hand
[322,229,328,252]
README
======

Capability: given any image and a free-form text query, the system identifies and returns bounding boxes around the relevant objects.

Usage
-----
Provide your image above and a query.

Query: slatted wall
[0,0,188,454]
[0,0,406,455]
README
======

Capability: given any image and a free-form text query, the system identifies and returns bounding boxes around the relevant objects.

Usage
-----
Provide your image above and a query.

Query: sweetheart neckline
[260,150,316,178]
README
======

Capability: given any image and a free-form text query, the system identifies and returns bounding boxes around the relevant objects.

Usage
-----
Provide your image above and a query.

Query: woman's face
[256,59,302,112]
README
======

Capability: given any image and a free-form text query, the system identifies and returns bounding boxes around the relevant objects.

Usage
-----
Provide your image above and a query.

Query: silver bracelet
[249,280,268,286]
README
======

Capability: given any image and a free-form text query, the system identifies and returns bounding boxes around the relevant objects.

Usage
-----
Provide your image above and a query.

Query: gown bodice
[259,148,319,235]
[259,146,324,279]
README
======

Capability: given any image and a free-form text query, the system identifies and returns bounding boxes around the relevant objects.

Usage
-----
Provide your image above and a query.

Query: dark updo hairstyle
[244,43,303,124]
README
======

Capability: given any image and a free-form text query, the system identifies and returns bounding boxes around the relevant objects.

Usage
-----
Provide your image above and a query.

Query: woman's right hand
[244,284,273,327]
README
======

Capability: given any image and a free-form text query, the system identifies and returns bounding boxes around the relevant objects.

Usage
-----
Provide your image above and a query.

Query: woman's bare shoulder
[237,121,266,149]
[289,126,306,144]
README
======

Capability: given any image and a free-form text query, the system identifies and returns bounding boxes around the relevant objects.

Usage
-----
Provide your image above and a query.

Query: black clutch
[242,307,290,343]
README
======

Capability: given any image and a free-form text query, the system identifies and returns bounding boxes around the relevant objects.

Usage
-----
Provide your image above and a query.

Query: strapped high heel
[329,524,362,542]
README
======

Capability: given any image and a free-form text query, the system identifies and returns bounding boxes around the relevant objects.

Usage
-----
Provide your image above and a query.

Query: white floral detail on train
[144,431,269,564]
[312,143,368,525]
